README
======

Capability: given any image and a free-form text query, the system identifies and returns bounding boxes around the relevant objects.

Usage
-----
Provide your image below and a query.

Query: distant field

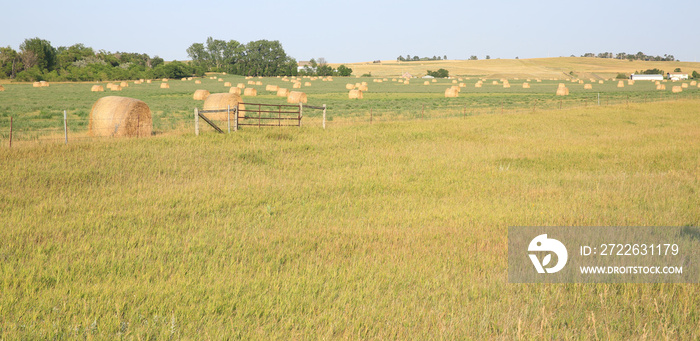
[333,57,700,79]
[1,72,699,143]
[1,100,699,338]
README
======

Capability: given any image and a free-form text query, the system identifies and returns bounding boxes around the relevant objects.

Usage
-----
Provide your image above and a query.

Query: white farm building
[630,74,664,81]
[667,72,689,81]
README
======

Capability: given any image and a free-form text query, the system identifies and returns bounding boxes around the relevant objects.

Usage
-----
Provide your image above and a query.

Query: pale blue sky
[2,0,699,63]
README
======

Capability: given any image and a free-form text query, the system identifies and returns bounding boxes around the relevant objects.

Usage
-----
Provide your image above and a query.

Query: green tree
[427,68,449,78]
[0,46,21,78]
[56,43,94,70]
[20,37,57,71]
[336,65,352,76]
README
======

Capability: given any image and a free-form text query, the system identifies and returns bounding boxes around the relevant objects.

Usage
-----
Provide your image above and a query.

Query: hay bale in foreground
[193,89,210,100]
[91,85,105,92]
[202,93,245,119]
[287,91,307,104]
[445,87,459,98]
[349,89,363,99]
[89,96,152,137]
[243,88,257,96]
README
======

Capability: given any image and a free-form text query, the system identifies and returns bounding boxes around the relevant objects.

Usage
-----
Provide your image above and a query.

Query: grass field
[1,97,699,338]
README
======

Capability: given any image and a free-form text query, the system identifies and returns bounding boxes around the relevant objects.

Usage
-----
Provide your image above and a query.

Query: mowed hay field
[1,99,700,338]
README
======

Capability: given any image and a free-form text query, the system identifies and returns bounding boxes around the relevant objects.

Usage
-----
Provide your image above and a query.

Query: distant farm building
[630,74,663,81]
[667,72,689,81]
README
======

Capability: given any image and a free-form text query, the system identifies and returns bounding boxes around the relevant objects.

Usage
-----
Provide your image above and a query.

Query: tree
[427,68,449,78]
[692,71,699,79]
[336,64,352,76]
[674,68,682,72]
[485,55,491,60]
[469,55,478,60]
[57,43,94,69]
[444,55,447,60]
[20,37,57,71]
[0,46,21,78]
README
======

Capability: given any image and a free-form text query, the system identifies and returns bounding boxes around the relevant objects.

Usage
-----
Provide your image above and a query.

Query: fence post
[597,93,600,106]
[64,110,68,145]
[422,104,424,119]
[233,105,239,132]
[322,104,326,130]
[9,116,12,148]
[227,105,231,134]
[299,103,303,127]
[370,107,373,124]
[194,108,199,136]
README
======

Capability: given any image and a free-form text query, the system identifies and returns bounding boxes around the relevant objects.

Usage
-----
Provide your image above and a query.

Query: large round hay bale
[681,83,688,88]
[628,80,635,85]
[346,83,355,90]
[160,83,170,89]
[584,84,593,90]
[424,81,430,85]
[617,81,624,88]
[304,82,312,87]
[522,82,530,89]
[292,82,301,89]
[556,86,569,96]
[656,84,666,90]
[243,88,257,96]
[224,82,232,87]
[475,82,483,88]
[91,85,105,92]
[89,96,152,137]
[349,89,363,99]
[255,81,263,86]
[203,93,245,119]
[193,89,210,100]
[0,85,5,92]
[40,81,49,87]
[672,86,682,93]
[195,80,202,84]
[266,84,279,91]
[33,82,42,87]
[229,87,241,95]
[690,81,697,86]
[358,84,369,91]
[287,91,307,104]
[445,87,459,98]
[120,81,128,88]
[109,85,122,91]
[502,80,510,88]
[237,83,246,89]
[276,88,289,97]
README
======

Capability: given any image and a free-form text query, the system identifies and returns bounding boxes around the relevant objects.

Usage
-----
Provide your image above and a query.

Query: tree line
[397,55,448,62]
[579,51,676,61]
[0,37,200,82]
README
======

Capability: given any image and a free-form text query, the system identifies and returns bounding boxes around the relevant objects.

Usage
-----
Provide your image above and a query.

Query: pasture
[1,61,700,338]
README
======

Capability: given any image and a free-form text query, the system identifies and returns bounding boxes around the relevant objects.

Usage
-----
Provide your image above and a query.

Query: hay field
[334,57,700,79]
[1,99,699,338]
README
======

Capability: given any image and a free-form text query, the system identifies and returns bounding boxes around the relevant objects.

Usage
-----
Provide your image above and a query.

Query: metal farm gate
[195,103,327,135]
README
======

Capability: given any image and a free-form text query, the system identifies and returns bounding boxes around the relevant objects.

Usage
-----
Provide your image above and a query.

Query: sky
[2,0,699,63]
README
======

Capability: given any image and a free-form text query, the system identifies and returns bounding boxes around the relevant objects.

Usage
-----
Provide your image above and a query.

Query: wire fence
[1,89,698,147]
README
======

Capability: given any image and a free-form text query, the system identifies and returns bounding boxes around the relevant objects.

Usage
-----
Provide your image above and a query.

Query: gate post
[194,107,200,136]
[322,104,326,130]
[299,103,303,127]
[227,105,231,133]
[233,105,239,132]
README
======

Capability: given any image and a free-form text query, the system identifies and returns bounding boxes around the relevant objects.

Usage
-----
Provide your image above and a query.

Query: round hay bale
[292,82,302,89]
[304,82,312,86]
[681,83,688,88]
[146,80,152,84]
[656,84,666,90]
[522,82,530,89]
[584,84,593,90]
[287,91,307,104]
[459,83,466,88]
[452,80,458,84]
[358,85,369,91]
[451,85,461,92]
[424,81,430,85]
[247,80,256,85]
[432,79,437,83]
[40,81,50,87]
[0,85,5,92]
[599,80,604,84]
[672,86,682,93]
[229,87,241,95]
[255,81,263,86]
[556,86,569,96]
[160,83,170,89]
[266,84,279,92]
[218,78,223,82]
[237,83,245,89]
[628,80,635,85]
[445,87,459,98]
[88,96,152,137]
[33,82,42,87]
[502,80,510,88]
[617,81,624,88]
[195,80,202,84]
[162,78,168,82]
[276,88,289,97]
[690,81,697,86]
[349,89,363,99]
[203,93,246,119]
[120,81,128,88]
[403,80,409,85]
[109,85,122,91]
[91,85,105,92]
[224,82,232,87]
[243,88,257,96]
[492,81,498,85]
[474,82,482,88]
[193,89,210,100]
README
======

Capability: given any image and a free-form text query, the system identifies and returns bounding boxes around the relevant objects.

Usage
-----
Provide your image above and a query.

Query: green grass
[1,100,699,339]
